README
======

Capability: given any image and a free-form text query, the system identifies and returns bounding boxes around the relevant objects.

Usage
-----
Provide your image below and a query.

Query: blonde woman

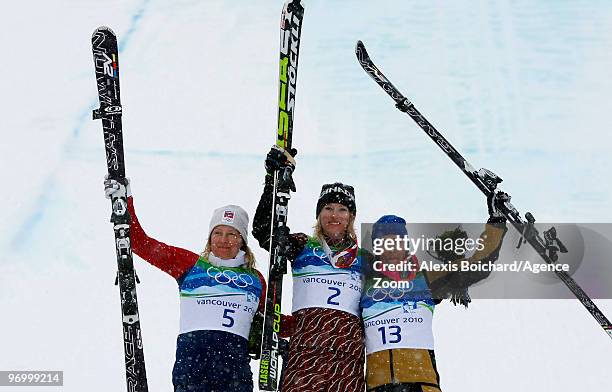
[252,147,365,392]
[104,179,266,392]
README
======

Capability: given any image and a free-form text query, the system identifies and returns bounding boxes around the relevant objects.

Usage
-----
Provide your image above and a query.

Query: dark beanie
[315,182,356,217]
[372,215,408,242]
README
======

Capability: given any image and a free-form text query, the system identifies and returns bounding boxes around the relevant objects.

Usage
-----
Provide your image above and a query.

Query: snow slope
[1,0,611,390]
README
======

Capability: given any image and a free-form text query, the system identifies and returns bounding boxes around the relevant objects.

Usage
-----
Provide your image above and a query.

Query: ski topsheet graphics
[92,26,149,391]
[259,1,304,390]
[355,40,612,341]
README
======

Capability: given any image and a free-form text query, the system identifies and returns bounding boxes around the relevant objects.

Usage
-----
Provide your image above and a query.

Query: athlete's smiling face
[319,203,351,241]
[210,225,243,260]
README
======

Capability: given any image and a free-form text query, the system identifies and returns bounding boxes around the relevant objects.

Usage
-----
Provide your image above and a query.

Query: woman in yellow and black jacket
[362,193,508,392]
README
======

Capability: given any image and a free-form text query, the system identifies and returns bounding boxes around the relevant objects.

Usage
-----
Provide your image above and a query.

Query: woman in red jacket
[105,178,266,392]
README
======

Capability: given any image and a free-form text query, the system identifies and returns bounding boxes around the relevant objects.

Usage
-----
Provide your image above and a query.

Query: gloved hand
[248,311,263,359]
[290,233,308,251]
[272,225,292,254]
[265,145,297,174]
[104,175,131,199]
[487,190,508,223]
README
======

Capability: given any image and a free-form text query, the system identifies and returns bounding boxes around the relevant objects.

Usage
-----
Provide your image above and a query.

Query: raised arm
[128,196,199,280]
[104,177,198,281]
[252,174,276,250]
[252,146,306,259]
[426,191,510,305]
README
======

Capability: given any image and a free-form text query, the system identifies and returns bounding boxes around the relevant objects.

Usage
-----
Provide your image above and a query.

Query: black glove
[265,145,297,174]
[247,311,263,359]
[273,225,292,254]
[487,190,508,223]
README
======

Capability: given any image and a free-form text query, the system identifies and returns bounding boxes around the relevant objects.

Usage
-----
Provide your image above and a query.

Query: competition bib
[362,273,435,353]
[292,239,363,316]
[363,297,434,353]
[179,258,262,339]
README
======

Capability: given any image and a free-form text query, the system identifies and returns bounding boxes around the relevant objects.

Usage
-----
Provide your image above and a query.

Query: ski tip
[355,40,369,59]
[284,0,304,12]
[355,40,365,52]
[92,26,116,38]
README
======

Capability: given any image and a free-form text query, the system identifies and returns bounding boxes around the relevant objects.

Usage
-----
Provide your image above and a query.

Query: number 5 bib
[179,257,263,339]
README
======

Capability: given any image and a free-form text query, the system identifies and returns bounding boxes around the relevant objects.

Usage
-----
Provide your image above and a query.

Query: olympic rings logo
[206,266,254,288]
[366,285,414,302]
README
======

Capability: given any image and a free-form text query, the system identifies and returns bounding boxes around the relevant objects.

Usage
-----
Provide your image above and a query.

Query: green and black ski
[258,1,305,390]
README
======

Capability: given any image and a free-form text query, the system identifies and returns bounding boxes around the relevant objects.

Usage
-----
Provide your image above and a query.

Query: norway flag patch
[222,210,235,223]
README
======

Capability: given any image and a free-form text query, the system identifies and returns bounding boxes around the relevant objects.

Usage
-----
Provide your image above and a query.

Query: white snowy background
[1,0,611,390]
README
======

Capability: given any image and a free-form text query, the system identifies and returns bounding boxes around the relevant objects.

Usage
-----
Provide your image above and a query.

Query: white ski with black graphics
[355,40,612,341]
[92,26,149,391]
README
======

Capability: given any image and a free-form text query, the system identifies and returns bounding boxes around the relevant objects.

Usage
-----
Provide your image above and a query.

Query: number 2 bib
[292,239,363,317]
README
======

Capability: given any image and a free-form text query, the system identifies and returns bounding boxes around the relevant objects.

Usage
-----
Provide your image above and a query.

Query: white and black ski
[258,1,305,391]
[92,26,149,391]
[355,40,612,341]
